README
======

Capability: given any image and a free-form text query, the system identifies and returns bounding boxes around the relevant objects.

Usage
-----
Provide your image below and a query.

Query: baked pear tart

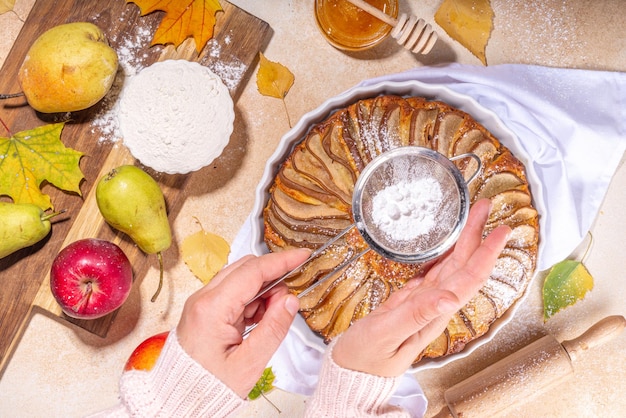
[262,94,539,364]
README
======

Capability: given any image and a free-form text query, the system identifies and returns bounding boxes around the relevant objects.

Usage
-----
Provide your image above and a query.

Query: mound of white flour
[118,59,235,174]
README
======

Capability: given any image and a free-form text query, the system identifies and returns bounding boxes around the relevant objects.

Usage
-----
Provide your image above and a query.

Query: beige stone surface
[0,0,625,417]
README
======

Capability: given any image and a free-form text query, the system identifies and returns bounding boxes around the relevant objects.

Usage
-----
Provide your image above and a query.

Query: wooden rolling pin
[432,315,626,418]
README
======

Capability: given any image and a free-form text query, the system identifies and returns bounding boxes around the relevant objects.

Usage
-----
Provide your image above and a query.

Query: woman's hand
[332,198,511,377]
[176,248,310,398]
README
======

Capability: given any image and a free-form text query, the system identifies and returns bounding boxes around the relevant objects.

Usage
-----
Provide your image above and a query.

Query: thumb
[242,294,300,362]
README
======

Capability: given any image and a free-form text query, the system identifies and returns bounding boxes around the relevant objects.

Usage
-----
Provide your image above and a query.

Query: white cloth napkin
[229,63,626,416]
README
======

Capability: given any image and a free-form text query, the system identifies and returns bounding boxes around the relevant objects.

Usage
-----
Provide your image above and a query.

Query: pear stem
[41,209,67,222]
[0,92,24,99]
[151,252,164,302]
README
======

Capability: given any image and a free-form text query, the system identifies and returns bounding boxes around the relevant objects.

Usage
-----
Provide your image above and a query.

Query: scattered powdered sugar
[118,60,235,174]
[91,26,244,144]
[90,24,154,143]
[492,0,588,66]
[201,35,246,92]
[371,177,443,241]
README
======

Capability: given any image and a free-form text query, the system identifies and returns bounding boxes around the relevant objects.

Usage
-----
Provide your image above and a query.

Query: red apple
[50,238,133,319]
[124,331,169,371]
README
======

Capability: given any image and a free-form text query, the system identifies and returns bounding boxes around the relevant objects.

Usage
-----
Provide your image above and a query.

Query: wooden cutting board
[0,0,272,374]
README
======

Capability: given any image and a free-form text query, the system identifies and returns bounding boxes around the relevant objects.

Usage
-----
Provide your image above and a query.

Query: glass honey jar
[315,0,399,51]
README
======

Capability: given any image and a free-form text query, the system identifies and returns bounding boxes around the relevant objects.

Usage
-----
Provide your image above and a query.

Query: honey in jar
[315,0,399,51]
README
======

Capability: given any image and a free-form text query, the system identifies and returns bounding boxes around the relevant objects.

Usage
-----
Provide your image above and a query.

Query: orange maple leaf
[129,0,223,52]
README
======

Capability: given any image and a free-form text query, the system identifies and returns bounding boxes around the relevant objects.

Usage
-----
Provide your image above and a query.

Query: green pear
[18,22,118,113]
[0,202,63,258]
[96,165,171,301]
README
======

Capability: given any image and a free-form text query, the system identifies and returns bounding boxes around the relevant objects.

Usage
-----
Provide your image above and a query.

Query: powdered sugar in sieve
[353,146,479,264]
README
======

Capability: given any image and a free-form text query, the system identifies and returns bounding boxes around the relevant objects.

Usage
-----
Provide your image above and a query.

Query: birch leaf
[435,0,494,65]
[256,52,294,99]
[542,259,594,321]
[181,220,230,285]
[0,123,84,210]
[128,0,223,52]
[0,0,16,14]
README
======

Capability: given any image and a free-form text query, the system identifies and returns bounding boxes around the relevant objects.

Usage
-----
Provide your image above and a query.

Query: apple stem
[41,209,67,222]
[151,252,164,302]
[73,281,93,314]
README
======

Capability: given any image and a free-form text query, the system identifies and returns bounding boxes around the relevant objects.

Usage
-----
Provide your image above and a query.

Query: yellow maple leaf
[435,0,494,65]
[0,123,84,210]
[128,0,223,52]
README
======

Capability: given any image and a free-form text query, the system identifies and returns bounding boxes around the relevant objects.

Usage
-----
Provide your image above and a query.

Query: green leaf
[542,259,594,321]
[248,367,275,400]
[0,123,84,210]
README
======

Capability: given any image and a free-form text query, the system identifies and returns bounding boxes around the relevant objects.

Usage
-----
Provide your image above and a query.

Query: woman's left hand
[176,249,310,398]
[332,198,511,377]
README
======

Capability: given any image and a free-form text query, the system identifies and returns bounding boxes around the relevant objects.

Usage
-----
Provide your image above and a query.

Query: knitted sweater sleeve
[88,329,246,418]
[305,339,411,417]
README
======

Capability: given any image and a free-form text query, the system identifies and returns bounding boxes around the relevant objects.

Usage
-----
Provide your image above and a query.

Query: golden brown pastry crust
[263,95,539,363]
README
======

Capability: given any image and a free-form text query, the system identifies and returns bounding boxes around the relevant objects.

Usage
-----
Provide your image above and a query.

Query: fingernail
[437,298,458,314]
[285,294,300,315]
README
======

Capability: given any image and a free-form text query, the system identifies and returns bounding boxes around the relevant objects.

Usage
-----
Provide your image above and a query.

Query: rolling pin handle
[561,315,626,363]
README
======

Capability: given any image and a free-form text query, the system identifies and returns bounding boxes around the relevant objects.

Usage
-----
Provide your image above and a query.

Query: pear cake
[263,95,539,364]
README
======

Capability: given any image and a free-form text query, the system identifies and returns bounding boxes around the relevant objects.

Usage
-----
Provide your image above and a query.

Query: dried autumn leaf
[0,0,16,14]
[128,0,223,52]
[0,123,84,210]
[542,259,594,321]
[434,0,494,65]
[256,52,294,100]
[257,52,295,127]
[181,221,230,285]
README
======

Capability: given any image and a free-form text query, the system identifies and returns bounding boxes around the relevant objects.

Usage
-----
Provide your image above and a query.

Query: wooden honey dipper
[344,0,438,54]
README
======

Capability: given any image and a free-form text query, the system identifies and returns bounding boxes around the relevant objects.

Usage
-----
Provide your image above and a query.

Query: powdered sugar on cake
[371,177,443,241]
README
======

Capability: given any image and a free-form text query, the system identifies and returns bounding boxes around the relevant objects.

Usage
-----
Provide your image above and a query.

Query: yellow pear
[18,22,118,113]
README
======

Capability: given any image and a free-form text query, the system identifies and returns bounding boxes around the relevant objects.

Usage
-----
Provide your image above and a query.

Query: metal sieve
[243,146,480,336]
[352,146,480,264]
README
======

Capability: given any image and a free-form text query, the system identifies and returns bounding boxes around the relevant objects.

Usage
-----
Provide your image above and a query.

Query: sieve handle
[242,244,369,338]
[297,247,370,299]
[242,224,358,337]
[450,152,482,184]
